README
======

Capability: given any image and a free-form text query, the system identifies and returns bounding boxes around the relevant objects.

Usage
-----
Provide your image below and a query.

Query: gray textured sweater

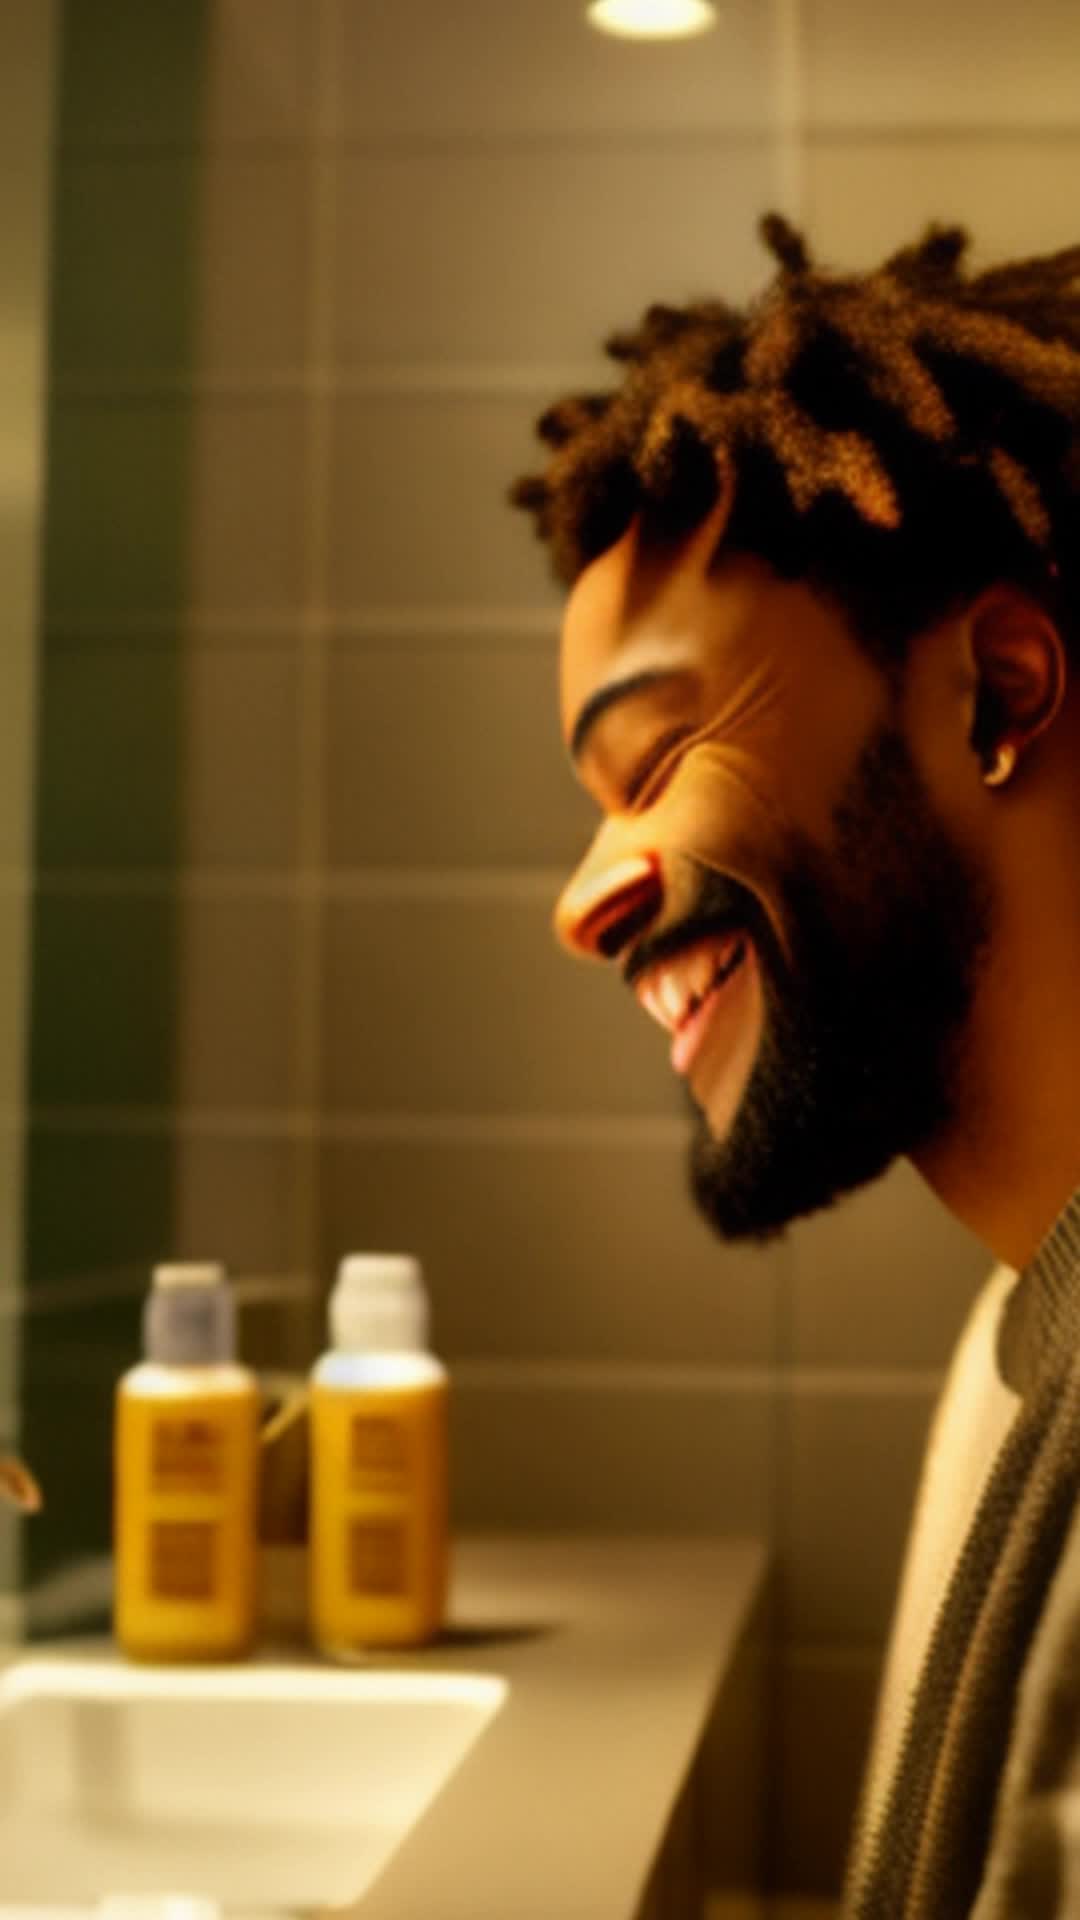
[847,1189,1080,1919]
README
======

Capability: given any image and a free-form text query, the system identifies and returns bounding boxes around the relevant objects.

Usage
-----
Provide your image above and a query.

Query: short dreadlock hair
[510,215,1080,666]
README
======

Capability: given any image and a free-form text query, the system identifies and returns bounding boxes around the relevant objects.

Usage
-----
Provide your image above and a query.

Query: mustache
[622,868,772,991]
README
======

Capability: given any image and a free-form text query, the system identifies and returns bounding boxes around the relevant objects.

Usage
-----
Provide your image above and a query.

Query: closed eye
[624,726,695,810]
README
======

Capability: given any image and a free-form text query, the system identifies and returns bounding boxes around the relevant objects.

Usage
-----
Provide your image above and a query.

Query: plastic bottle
[309,1253,449,1656]
[114,1262,259,1661]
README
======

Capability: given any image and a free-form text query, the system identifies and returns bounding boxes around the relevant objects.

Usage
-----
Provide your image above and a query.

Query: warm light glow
[586,0,718,39]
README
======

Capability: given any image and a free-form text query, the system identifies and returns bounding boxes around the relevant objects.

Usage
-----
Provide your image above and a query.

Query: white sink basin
[0,1653,506,1917]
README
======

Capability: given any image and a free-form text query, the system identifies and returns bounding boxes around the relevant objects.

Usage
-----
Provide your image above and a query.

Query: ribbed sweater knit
[845,1186,1080,1920]
[857,1265,1019,1855]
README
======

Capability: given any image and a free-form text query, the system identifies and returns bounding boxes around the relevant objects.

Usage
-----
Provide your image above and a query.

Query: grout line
[326,607,561,640]
[52,125,789,159]
[33,866,567,899]
[51,364,605,401]
[769,0,807,221]
[0,1270,314,1317]
[287,0,343,1293]
[769,1220,796,1700]
[7,0,60,1541]
[796,121,1080,147]
[51,122,1080,158]
[784,1365,942,1396]
[28,1108,689,1145]
[44,605,560,644]
[451,1359,943,1397]
[2,1275,315,1320]
[452,1360,783,1393]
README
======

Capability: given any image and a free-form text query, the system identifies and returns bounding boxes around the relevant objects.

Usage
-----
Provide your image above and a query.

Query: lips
[634,931,750,1075]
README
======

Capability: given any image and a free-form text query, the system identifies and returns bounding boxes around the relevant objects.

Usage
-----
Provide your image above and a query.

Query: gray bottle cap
[144,1262,235,1365]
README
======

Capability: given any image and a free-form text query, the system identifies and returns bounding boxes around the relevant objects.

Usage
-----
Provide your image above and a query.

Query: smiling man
[512,217,1080,1917]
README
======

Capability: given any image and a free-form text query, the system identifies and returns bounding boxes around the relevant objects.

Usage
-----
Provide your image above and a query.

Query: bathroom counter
[342,1531,769,1920]
[0,1533,768,1920]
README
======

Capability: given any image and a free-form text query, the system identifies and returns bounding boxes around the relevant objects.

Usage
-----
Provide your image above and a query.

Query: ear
[966,587,1068,780]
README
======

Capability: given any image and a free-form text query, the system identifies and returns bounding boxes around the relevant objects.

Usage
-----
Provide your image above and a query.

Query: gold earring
[983,741,1019,788]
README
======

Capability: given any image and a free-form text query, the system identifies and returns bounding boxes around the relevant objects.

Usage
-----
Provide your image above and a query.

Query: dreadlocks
[510,215,1080,663]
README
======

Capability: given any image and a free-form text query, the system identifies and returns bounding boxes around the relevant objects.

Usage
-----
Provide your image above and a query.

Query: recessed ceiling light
[585,0,718,40]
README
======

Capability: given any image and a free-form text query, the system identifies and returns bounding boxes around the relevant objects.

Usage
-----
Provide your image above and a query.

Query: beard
[685,725,993,1243]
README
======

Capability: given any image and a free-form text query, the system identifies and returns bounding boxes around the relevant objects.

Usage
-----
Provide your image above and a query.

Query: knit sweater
[845,1187,1080,1920]
[856,1265,1019,1856]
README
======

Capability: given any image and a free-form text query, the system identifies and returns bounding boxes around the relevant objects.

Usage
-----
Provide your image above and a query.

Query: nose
[554,851,665,961]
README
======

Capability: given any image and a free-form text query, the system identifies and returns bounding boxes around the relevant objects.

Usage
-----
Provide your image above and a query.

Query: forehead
[558,504,790,735]
[558,505,890,750]
[559,510,725,736]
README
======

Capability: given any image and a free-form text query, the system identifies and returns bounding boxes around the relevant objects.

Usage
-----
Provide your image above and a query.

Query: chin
[685,1079,905,1247]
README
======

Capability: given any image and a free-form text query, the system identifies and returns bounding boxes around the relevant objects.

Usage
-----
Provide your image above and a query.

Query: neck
[911,801,1080,1270]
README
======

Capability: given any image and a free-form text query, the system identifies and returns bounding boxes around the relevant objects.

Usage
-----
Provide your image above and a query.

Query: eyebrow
[569,667,692,764]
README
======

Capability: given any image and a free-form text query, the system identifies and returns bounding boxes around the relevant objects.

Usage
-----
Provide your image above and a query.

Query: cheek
[644,750,794,955]
[894,663,986,850]
[693,624,892,842]
[668,658,892,867]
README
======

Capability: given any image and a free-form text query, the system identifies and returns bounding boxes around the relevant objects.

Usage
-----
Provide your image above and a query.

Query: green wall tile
[21,1291,142,1589]
[42,401,195,624]
[51,151,202,380]
[36,648,180,871]
[57,0,209,145]
[25,1129,173,1288]
[28,894,178,1108]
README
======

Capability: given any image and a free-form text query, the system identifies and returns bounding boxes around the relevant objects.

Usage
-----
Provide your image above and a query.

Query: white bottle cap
[144,1261,235,1365]
[330,1253,428,1354]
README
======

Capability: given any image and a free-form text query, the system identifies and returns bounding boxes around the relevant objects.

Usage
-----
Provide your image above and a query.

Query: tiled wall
[22,0,1080,1898]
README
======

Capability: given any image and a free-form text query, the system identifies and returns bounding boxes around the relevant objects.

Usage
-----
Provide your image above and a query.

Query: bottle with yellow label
[309,1253,449,1657]
[114,1262,259,1662]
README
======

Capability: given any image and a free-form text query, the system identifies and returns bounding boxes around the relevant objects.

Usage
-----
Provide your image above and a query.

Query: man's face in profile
[554,509,994,1242]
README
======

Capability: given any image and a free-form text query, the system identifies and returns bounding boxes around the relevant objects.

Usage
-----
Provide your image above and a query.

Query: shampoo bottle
[114,1261,259,1661]
[309,1253,449,1656]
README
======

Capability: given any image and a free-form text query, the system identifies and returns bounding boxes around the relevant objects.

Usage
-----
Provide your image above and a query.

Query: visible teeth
[685,946,719,1006]
[641,979,671,1031]
[658,974,687,1025]
[635,933,745,1035]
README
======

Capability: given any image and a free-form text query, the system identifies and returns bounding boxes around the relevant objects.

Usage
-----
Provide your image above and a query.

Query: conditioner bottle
[114,1262,259,1661]
[309,1253,449,1656]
